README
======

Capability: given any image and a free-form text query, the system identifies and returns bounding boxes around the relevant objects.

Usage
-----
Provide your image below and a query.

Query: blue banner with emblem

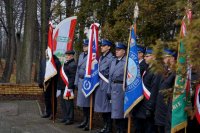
[82,23,100,97]
[124,26,143,117]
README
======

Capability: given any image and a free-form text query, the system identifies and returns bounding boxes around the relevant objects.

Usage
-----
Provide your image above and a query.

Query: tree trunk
[34,18,40,82]
[16,1,25,83]
[1,0,16,83]
[19,0,37,83]
[40,0,52,64]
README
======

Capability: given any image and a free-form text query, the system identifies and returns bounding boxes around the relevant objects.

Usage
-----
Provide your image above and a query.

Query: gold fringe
[171,121,187,133]
[124,95,144,117]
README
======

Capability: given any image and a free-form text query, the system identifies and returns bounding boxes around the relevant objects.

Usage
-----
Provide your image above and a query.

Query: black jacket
[154,71,176,126]
[134,66,162,119]
[139,59,148,76]
[58,58,77,90]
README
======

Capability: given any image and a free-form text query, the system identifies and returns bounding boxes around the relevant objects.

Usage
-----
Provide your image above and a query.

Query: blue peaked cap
[115,42,127,50]
[163,48,173,56]
[164,48,177,58]
[145,48,153,55]
[100,39,112,46]
[137,45,146,53]
[83,39,89,46]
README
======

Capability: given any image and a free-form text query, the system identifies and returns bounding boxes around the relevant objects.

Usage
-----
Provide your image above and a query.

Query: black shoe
[59,119,67,123]
[41,114,50,118]
[96,128,106,133]
[65,120,74,125]
[77,121,87,128]
[83,124,89,131]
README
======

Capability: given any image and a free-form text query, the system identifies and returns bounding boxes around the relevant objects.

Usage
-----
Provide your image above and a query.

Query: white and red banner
[53,16,77,63]
[195,84,200,124]
[60,64,74,100]
[82,23,100,97]
[44,22,57,82]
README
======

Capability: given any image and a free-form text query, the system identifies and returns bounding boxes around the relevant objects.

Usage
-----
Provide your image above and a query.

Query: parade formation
[36,2,200,133]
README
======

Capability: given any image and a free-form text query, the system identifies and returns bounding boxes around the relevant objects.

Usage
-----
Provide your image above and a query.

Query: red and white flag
[194,84,200,124]
[60,64,74,100]
[44,22,57,82]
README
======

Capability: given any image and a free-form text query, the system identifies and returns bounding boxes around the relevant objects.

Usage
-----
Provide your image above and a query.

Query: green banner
[171,41,187,133]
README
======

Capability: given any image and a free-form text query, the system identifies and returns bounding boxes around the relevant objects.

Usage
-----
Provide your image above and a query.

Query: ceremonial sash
[60,64,74,100]
[195,84,200,124]
[99,72,109,83]
[142,71,151,100]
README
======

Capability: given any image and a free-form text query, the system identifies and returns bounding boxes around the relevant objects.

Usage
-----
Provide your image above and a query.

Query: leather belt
[112,80,123,84]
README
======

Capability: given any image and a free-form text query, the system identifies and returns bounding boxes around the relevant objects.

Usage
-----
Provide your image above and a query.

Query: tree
[0,0,16,83]
[19,0,37,83]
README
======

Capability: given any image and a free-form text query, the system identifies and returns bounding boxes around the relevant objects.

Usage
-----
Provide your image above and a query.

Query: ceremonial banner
[44,22,57,82]
[124,26,143,117]
[171,21,187,132]
[82,23,100,97]
[195,84,200,124]
[53,16,77,63]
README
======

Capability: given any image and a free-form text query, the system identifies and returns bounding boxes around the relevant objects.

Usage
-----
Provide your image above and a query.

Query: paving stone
[0,100,94,133]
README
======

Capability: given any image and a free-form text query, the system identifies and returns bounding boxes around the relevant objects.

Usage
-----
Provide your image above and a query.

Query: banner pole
[52,79,55,123]
[127,114,131,133]
[89,94,93,130]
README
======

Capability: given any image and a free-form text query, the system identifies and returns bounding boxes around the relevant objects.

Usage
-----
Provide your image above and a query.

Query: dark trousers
[60,89,74,121]
[133,117,156,133]
[83,107,90,118]
[44,85,57,116]
[115,118,127,133]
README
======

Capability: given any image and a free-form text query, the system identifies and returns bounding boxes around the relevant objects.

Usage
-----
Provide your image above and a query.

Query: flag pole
[126,3,139,133]
[126,26,132,133]
[52,79,55,123]
[89,94,93,130]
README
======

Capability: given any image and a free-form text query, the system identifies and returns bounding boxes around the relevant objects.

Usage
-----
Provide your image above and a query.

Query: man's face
[115,49,125,58]
[144,54,155,64]
[138,52,144,60]
[83,45,88,52]
[163,56,171,65]
[66,54,73,61]
[101,45,110,53]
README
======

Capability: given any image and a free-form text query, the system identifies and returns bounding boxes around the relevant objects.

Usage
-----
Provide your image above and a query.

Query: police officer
[107,42,127,133]
[59,50,77,125]
[94,39,113,133]
[154,48,177,133]
[133,48,162,133]
[137,45,148,76]
[75,39,90,131]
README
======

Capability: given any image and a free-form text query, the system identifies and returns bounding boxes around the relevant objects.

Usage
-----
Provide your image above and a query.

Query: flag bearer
[59,50,77,125]
[107,42,127,133]
[154,48,177,133]
[75,39,90,131]
[133,48,162,133]
[94,39,113,133]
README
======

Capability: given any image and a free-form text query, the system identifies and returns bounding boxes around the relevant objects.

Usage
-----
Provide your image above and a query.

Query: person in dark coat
[107,42,127,133]
[75,39,90,131]
[137,45,148,76]
[133,48,162,133]
[38,51,61,119]
[58,50,77,125]
[94,39,113,133]
[154,48,176,133]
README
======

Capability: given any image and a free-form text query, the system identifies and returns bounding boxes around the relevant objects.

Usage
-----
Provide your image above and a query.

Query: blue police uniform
[74,39,90,131]
[107,42,127,132]
[94,39,113,133]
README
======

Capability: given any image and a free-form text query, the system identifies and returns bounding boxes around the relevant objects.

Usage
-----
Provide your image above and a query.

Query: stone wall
[0,83,43,95]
